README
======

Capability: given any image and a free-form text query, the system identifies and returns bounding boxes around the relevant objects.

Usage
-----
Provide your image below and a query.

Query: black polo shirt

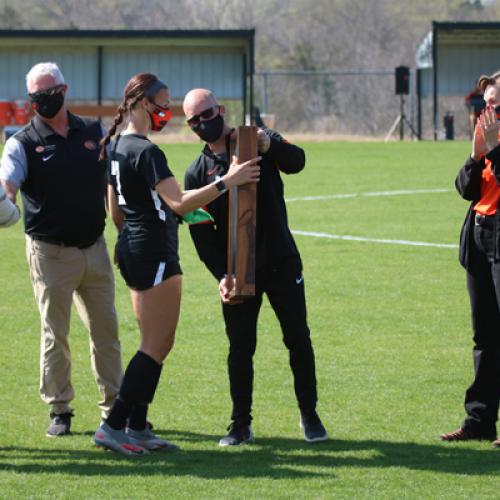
[10,112,106,246]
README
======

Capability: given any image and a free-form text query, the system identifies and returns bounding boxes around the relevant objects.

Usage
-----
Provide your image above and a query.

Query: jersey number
[111,160,126,206]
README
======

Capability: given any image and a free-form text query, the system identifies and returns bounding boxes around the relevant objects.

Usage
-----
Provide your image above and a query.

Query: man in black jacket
[183,88,327,446]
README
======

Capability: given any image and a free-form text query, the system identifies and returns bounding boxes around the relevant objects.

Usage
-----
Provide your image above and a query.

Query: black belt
[30,234,98,249]
[474,213,495,227]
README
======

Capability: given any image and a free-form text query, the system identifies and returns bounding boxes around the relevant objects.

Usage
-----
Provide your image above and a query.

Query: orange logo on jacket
[84,140,97,151]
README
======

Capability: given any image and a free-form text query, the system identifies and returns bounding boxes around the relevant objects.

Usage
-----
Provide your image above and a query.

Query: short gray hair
[26,62,65,91]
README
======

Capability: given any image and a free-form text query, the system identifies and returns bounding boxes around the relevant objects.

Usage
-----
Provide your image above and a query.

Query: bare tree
[3,0,500,135]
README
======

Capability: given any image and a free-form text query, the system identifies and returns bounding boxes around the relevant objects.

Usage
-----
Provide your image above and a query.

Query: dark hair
[477,71,500,93]
[99,72,162,161]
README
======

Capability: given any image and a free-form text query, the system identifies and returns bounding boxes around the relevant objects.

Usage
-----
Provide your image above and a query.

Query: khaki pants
[26,235,123,418]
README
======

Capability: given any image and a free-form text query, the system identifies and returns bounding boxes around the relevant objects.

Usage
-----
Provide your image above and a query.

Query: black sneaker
[300,411,328,443]
[47,412,73,437]
[219,422,254,447]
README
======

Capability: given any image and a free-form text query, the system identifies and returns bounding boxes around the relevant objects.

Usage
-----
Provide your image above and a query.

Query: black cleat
[300,410,328,443]
[219,422,254,446]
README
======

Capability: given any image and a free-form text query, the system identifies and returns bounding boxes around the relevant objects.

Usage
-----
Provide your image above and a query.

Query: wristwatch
[214,176,228,194]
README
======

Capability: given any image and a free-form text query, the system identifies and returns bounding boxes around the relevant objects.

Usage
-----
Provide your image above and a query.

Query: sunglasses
[186,105,223,127]
[28,84,65,100]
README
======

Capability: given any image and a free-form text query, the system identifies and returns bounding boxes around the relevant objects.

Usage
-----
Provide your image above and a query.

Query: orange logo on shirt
[84,140,97,151]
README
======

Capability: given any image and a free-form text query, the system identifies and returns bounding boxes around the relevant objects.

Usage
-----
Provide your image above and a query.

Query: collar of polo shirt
[34,111,84,138]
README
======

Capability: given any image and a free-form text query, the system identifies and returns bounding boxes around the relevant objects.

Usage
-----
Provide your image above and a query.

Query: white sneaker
[94,422,149,456]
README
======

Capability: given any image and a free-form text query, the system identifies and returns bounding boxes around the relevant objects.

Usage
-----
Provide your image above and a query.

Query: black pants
[463,217,500,437]
[222,257,318,425]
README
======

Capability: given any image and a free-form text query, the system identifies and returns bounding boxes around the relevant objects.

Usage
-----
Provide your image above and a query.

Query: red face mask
[149,105,172,132]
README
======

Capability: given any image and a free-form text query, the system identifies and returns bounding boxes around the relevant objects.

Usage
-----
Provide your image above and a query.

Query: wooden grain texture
[227,125,257,301]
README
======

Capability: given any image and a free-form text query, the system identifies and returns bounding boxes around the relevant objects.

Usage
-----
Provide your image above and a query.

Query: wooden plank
[227,125,257,302]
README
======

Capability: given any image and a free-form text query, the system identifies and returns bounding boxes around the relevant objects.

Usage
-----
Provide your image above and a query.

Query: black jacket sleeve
[455,155,485,201]
[262,128,306,174]
[184,164,226,281]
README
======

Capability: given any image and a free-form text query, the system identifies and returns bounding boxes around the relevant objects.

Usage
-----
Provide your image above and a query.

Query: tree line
[0,0,498,136]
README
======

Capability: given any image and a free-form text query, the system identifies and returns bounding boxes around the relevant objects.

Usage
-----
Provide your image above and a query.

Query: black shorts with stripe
[117,250,182,291]
[116,227,182,291]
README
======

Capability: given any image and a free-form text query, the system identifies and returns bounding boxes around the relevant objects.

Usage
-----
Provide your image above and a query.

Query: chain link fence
[254,70,471,140]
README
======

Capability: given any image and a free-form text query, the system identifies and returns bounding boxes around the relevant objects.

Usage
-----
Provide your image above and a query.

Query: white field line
[285,188,452,203]
[291,230,458,249]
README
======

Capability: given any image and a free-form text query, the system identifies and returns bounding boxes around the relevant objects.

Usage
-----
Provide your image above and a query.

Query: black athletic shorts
[116,228,182,291]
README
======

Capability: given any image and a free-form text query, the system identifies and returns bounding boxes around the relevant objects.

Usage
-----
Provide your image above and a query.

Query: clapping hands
[472,106,499,160]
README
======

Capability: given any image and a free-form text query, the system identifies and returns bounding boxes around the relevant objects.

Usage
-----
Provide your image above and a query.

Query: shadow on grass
[0,431,498,478]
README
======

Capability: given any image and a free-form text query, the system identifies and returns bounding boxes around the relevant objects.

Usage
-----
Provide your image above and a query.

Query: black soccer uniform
[184,128,318,425]
[108,134,181,291]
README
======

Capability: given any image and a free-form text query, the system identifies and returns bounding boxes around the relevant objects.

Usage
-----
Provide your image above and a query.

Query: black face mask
[30,92,64,119]
[193,114,224,143]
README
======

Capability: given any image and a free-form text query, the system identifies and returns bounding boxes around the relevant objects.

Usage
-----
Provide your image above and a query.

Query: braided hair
[99,72,160,161]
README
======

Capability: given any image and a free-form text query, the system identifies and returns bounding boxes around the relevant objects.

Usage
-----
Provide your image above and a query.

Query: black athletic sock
[119,350,163,404]
[106,350,162,431]
[106,398,132,430]
[128,404,149,431]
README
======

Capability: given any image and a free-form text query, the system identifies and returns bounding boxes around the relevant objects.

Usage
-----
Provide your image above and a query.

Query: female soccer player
[93,73,260,455]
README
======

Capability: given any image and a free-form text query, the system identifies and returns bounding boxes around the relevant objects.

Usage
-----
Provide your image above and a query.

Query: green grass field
[1,140,499,499]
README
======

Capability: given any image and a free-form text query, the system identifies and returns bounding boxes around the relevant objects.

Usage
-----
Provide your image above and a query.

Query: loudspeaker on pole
[395,66,410,95]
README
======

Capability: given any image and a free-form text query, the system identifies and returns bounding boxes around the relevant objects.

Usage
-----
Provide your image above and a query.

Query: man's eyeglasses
[186,105,222,127]
[28,84,65,100]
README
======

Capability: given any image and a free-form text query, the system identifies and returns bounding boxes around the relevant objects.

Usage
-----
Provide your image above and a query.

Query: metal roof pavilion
[416,21,500,139]
[0,29,255,121]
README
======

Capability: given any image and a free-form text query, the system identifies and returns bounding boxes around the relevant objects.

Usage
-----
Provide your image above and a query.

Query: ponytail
[99,103,126,161]
[98,72,161,161]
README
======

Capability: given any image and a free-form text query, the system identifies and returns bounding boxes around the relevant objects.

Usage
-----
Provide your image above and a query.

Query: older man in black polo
[0,62,122,437]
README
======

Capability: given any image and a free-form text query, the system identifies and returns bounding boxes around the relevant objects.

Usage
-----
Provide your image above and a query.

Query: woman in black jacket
[442,73,500,449]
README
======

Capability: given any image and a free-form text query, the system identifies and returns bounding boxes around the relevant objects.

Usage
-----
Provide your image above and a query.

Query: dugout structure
[416,21,500,139]
[0,29,255,122]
